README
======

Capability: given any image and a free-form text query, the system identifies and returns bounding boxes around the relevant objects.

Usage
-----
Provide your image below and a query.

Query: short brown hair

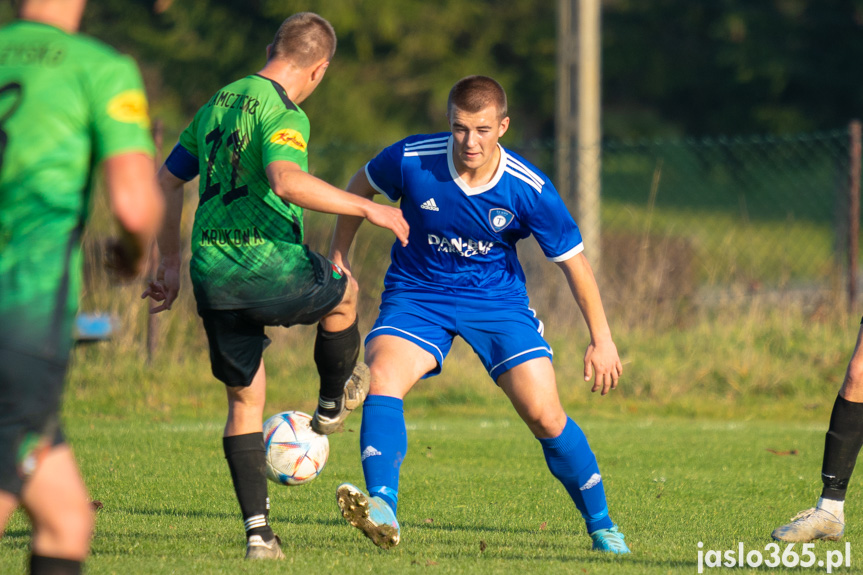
[447,75,508,120]
[270,12,337,67]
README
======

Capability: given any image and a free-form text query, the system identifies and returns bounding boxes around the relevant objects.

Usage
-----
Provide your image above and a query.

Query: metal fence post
[849,120,861,312]
[555,0,576,228]
[557,0,602,274]
[147,119,163,363]
[577,0,602,275]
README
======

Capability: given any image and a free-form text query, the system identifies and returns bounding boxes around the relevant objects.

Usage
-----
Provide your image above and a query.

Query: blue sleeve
[525,182,584,261]
[364,141,405,202]
[164,143,200,181]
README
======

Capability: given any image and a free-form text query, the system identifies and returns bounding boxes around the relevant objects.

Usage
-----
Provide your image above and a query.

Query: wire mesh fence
[78,122,863,351]
[599,128,856,285]
[311,125,863,327]
[305,125,861,311]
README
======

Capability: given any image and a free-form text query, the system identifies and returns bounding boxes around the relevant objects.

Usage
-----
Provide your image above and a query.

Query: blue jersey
[366,133,584,295]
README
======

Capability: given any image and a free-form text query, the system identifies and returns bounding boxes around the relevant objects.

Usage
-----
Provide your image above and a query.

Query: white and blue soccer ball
[263,411,329,486]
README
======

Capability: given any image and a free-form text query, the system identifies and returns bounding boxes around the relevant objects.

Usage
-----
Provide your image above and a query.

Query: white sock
[817,497,845,518]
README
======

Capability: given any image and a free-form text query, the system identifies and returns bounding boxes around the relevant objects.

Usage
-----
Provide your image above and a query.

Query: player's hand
[365,203,410,247]
[141,259,181,313]
[584,338,623,395]
[104,237,147,281]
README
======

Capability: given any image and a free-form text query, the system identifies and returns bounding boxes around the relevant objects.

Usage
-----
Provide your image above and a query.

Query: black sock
[314,317,360,417]
[223,433,274,540]
[821,394,863,501]
[30,555,82,575]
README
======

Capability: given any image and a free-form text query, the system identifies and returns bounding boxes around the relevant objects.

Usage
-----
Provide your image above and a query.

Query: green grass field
[2,317,863,574]
[6,188,862,573]
[0,405,857,574]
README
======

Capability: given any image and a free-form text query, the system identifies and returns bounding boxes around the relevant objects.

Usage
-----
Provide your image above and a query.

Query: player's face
[448,105,510,174]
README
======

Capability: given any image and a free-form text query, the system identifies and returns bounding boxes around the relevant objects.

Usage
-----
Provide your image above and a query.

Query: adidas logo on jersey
[420,198,440,211]
[361,445,382,461]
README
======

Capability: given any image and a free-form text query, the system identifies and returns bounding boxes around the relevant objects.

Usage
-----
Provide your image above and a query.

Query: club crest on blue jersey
[488,208,515,232]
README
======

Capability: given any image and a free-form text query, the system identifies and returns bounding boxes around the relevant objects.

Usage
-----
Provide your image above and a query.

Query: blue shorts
[366,286,553,381]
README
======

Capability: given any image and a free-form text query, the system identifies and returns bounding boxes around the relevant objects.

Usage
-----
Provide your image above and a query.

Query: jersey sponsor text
[107,90,149,128]
[201,226,265,247]
[207,90,260,115]
[0,42,65,67]
[428,233,495,257]
[269,128,307,151]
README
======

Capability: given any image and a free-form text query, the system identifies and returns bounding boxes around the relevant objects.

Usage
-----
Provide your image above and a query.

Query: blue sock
[538,417,614,533]
[360,395,406,515]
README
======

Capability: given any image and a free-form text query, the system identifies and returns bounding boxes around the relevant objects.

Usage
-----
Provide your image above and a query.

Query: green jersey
[178,74,317,309]
[0,21,154,360]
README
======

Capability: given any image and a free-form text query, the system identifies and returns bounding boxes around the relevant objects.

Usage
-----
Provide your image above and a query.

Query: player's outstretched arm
[103,152,164,280]
[140,165,185,313]
[267,160,408,248]
[329,168,378,273]
[556,253,623,395]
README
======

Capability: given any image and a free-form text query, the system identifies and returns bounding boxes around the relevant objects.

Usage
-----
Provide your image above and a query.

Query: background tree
[4,0,862,144]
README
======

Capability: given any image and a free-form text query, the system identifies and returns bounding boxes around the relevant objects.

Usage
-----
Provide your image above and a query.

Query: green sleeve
[88,54,155,162]
[260,108,310,169]
[177,111,201,158]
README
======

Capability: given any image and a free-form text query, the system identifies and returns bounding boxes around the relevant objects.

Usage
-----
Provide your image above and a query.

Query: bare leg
[311,276,365,433]
[335,334,434,549]
[497,357,566,438]
[839,323,863,402]
[21,445,93,560]
[365,335,436,398]
[0,490,18,536]
[319,275,358,333]
[771,324,863,542]
[498,357,624,548]
[225,359,267,437]
[222,360,283,558]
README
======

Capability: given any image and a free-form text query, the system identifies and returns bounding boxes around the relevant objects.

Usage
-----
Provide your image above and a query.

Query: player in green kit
[0,0,164,573]
[142,12,409,560]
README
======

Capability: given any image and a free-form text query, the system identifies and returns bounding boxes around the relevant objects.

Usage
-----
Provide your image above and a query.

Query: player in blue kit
[329,76,629,554]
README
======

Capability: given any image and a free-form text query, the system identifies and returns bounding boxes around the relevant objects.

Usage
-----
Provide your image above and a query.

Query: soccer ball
[263,411,329,486]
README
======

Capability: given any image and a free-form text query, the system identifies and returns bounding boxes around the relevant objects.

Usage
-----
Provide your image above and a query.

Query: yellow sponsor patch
[270,128,307,152]
[106,90,150,128]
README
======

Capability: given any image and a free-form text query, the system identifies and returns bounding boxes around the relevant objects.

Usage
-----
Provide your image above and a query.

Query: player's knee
[367,359,415,397]
[368,361,396,393]
[330,276,358,315]
[343,275,359,305]
[227,391,263,411]
[335,277,359,315]
[225,385,265,418]
[843,358,863,397]
[33,499,94,557]
[523,408,567,439]
[64,504,95,549]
